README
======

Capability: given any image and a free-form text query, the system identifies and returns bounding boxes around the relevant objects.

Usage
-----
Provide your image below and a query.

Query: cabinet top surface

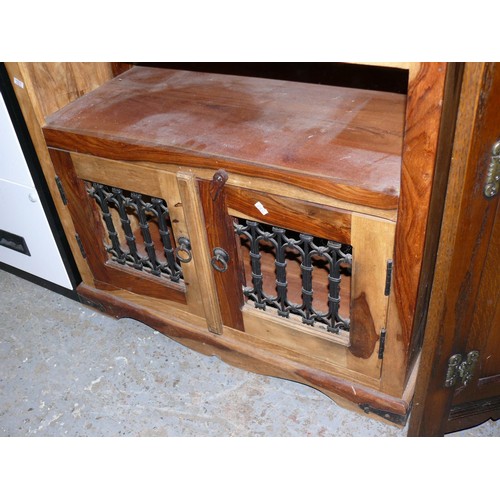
[44,66,406,207]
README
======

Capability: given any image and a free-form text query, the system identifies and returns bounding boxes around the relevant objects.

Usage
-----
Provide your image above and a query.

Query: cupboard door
[199,172,395,379]
[49,150,193,306]
[448,199,500,425]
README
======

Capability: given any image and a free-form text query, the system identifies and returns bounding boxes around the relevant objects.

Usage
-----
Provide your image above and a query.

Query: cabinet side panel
[17,63,114,125]
[407,63,464,374]
[382,63,448,396]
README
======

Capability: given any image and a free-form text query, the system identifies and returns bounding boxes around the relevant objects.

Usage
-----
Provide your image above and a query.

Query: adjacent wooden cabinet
[38,63,456,426]
[409,62,500,436]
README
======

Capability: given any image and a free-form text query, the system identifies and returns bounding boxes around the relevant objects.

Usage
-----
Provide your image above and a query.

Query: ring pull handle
[211,247,230,272]
[174,237,193,263]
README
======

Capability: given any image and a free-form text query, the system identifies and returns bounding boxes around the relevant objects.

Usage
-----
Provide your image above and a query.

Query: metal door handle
[211,247,229,272]
[174,237,192,263]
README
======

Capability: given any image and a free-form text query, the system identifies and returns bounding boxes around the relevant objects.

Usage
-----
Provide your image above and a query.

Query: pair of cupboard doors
[50,150,395,403]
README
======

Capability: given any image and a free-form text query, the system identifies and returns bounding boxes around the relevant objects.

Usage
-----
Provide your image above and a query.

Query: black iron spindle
[87,182,183,283]
[274,227,289,318]
[111,188,142,269]
[247,220,265,309]
[131,193,161,276]
[151,197,182,282]
[300,234,314,326]
[88,183,126,264]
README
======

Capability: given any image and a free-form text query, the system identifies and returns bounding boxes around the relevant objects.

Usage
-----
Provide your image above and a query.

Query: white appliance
[0,87,73,290]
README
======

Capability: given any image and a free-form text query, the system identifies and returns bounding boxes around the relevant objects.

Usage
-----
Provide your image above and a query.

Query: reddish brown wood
[349,292,379,359]
[43,66,406,210]
[225,185,352,244]
[409,63,500,436]
[40,63,458,427]
[99,263,187,303]
[226,184,354,330]
[111,62,133,77]
[198,175,245,331]
[446,199,500,407]
[407,63,464,374]
[390,63,449,372]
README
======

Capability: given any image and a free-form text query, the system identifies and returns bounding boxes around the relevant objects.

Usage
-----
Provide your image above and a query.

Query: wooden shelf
[44,66,406,211]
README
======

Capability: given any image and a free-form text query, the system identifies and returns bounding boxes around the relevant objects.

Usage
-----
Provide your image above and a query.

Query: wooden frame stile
[176,171,224,335]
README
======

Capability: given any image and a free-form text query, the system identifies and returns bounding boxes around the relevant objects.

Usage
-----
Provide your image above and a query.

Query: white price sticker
[254,201,269,216]
[13,77,24,89]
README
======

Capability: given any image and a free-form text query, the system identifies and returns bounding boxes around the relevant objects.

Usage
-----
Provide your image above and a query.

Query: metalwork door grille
[234,218,352,335]
[86,182,183,283]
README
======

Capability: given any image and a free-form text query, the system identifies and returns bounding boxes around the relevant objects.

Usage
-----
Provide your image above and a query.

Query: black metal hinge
[378,328,387,359]
[55,176,67,205]
[384,259,393,296]
[75,234,87,259]
[358,402,409,426]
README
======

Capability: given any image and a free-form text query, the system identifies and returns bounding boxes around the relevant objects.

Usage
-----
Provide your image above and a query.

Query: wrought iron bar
[130,192,161,276]
[110,187,142,270]
[86,182,183,283]
[87,183,126,264]
[234,218,351,334]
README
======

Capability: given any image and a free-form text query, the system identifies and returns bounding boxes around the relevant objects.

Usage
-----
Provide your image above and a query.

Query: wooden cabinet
[41,63,456,426]
[409,63,500,436]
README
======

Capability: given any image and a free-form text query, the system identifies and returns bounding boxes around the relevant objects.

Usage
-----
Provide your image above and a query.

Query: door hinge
[445,350,479,388]
[359,403,409,426]
[55,176,67,205]
[378,328,387,359]
[384,259,393,296]
[484,140,500,198]
[75,234,87,259]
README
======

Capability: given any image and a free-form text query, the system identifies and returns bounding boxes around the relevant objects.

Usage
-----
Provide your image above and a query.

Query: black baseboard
[0,261,79,301]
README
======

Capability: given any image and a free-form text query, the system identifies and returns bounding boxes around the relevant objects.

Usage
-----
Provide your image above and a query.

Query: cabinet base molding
[445,397,500,434]
[77,283,411,426]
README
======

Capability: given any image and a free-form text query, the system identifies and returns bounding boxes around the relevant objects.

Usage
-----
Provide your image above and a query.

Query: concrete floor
[0,269,498,437]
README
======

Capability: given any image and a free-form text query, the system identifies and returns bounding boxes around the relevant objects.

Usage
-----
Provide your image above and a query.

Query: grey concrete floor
[0,269,498,437]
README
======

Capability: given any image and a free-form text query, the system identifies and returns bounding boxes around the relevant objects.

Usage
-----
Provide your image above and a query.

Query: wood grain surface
[381,63,449,397]
[43,66,406,210]
[198,175,245,331]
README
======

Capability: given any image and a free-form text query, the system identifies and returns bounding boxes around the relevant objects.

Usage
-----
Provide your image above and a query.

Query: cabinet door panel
[449,200,500,411]
[49,149,189,306]
[200,172,394,378]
